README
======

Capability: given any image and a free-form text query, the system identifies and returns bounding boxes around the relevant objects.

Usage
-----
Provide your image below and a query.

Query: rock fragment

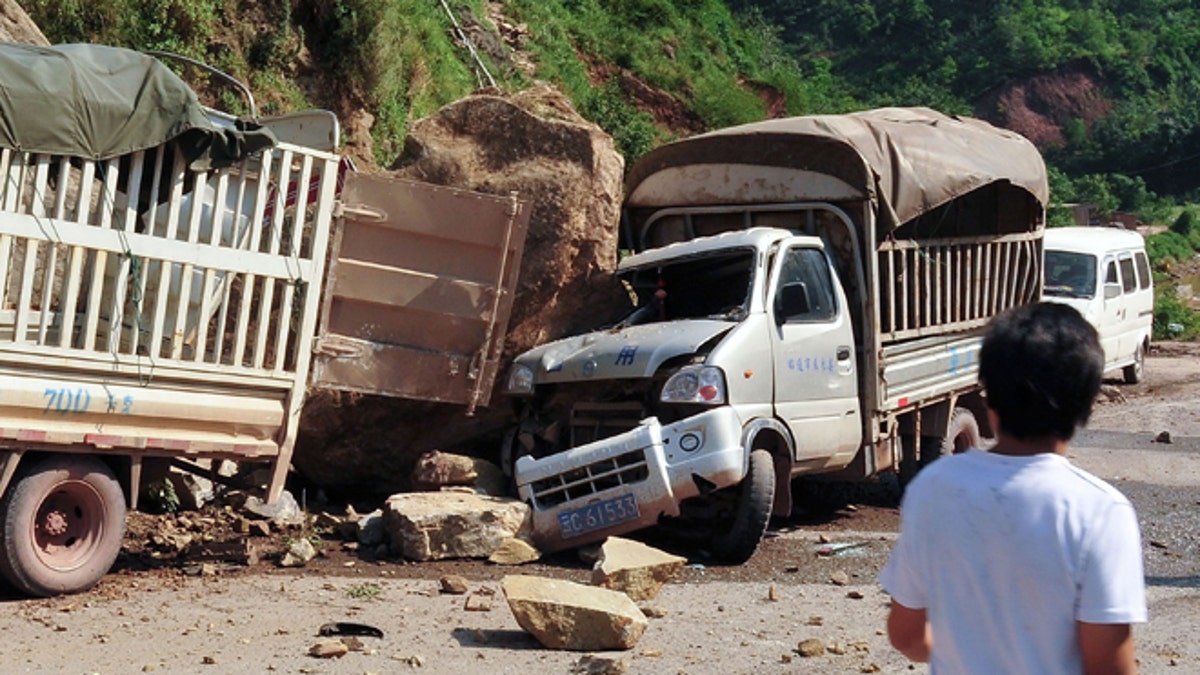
[488,537,541,565]
[501,574,647,650]
[309,640,348,658]
[797,638,825,657]
[439,574,470,595]
[570,654,629,674]
[590,537,685,601]
[279,538,317,567]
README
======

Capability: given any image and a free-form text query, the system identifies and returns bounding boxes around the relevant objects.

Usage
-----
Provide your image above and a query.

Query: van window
[1118,257,1136,293]
[1105,261,1119,285]
[1134,252,1151,290]
[1044,251,1096,298]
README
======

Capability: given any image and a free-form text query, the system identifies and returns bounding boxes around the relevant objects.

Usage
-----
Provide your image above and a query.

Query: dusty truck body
[504,107,1047,561]
[0,44,529,596]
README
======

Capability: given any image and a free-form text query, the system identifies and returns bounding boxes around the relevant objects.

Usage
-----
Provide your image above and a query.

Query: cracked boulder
[502,574,648,651]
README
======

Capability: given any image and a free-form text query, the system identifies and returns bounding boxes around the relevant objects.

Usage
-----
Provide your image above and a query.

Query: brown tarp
[625,106,1048,232]
[0,42,274,169]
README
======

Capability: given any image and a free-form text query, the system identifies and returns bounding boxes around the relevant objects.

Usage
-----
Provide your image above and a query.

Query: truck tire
[709,449,775,564]
[926,407,981,465]
[900,408,981,489]
[1123,342,1145,384]
[0,456,126,597]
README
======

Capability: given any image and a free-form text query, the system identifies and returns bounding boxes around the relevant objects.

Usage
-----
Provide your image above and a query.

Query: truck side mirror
[1104,283,1122,300]
[776,281,811,322]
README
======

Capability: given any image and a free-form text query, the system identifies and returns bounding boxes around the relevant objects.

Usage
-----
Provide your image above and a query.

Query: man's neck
[989,432,1069,457]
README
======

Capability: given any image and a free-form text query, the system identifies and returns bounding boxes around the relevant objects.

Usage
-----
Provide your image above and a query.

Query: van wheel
[0,456,126,597]
[708,449,775,564]
[1123,343,1145,384]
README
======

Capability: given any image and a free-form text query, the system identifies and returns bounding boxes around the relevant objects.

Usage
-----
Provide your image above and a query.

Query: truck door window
[775,247,836,322]
[1105,261,1119,285]
[1118,256,1136,293]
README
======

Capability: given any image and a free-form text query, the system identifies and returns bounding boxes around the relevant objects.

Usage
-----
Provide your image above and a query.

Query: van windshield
[1044,251,1097,299]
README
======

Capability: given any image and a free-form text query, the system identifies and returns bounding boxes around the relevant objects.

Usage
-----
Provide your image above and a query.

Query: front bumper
[514,406,746,551]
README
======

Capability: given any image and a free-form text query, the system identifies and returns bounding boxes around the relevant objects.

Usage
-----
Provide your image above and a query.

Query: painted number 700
[43,388,91,415]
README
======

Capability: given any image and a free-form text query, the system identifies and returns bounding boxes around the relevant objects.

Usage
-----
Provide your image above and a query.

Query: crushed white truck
[503,107,1048,562]
[0,44,529,595]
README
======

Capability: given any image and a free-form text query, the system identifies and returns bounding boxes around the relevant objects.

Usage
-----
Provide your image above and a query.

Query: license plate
[558,493,640,539]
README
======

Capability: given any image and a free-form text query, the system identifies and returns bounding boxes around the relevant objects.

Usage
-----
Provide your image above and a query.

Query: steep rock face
[977,68,1112,149]
[293,84,627,495]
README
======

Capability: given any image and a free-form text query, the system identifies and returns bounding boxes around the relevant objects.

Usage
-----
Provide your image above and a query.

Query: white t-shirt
[879,449,1147,675]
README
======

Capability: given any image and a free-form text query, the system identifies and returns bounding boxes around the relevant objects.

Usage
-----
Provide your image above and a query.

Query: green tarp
[0,42,274,169]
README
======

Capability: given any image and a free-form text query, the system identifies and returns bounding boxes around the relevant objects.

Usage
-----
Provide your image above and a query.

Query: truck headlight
[661,366,726,404]
[505,364,534,395]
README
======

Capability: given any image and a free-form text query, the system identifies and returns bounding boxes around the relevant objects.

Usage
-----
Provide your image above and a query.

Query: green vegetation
[20,0,1200,335]
[345,582,384,600]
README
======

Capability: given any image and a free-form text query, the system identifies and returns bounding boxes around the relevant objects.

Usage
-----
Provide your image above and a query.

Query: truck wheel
[927,408,980,465]
[1123,343,1145,384]
[900,408,981,489]
[0,456,126,597]
[709,449,775,564]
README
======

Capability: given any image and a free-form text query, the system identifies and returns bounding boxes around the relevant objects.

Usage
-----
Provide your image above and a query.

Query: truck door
[768,242,860,460]
[311,173,530,413]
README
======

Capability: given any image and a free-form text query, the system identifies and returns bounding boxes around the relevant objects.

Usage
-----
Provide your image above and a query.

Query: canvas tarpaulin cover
[625,106,1049,234]
[0,42,274,169]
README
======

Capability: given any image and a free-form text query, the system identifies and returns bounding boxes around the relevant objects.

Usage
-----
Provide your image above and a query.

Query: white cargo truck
[0,44,529,595]
[503,107,1048,562]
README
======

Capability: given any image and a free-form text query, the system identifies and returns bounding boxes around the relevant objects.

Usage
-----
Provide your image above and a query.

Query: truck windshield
[1044,251,1097,299]
[618,249,755,324]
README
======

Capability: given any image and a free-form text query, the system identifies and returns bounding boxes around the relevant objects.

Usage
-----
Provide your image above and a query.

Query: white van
[1043,226,1154,383]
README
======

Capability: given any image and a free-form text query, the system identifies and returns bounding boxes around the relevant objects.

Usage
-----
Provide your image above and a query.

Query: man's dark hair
[979,302,1103,441]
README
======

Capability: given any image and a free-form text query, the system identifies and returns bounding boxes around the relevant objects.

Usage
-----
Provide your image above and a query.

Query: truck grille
[529,448,650,508]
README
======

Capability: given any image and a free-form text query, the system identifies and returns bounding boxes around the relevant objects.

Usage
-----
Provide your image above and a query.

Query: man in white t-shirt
[879,302,1147,674]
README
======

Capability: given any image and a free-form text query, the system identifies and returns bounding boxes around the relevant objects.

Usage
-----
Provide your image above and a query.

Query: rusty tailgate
[312,173,530,412]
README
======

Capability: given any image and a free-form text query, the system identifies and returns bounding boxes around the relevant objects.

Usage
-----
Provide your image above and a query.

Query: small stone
[570,654,628,675]
[201,656,216,665]
[640,648,662,657]
[847,590,865,599]
[860,664,881,673]
[797,638,825,657]
[142,666,156,672]
[464,592,493,611]
[781,653,793,663]
[1155,430,1172,444]
[828,641,847,655]
[806,616,824,626]
[638,605,668,619]
[341,636,364,651]
[309,640,349,658]
[472,629,488,643]
[830,570,850,586]
[279,538,317,568]
[440,575,470,594]
[391,654,424,667]
[767,584,779,601]
[818,534,832,543]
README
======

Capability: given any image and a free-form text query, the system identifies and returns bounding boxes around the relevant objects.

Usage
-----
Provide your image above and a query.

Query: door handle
[836,346,852,361]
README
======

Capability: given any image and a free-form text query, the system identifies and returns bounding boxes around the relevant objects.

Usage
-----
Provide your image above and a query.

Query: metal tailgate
[312,173,530,412]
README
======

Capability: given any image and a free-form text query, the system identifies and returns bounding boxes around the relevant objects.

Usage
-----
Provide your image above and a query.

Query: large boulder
[383,491,531,561]
[293,84,627,495]
[0,1,49,46]
[501,574,648,651]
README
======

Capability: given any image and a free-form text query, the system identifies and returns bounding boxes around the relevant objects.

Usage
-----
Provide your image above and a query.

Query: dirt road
[2,344,1198,674]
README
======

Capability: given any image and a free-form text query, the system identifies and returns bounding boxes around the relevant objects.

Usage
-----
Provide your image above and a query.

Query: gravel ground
[0,343,1197,674]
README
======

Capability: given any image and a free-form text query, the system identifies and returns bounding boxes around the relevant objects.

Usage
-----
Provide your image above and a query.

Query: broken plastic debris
[317,622,384,638]
[815,542,868,557]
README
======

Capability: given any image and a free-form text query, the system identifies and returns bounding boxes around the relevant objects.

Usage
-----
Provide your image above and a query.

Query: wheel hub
[41,508,70,538]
